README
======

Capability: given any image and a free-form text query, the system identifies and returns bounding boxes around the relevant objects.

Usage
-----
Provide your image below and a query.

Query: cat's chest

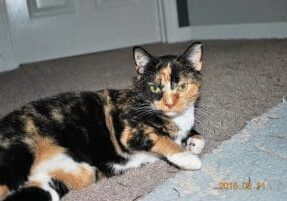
[171,106,195,143]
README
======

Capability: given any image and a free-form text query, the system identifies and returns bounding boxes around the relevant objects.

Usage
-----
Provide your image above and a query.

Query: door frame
[0,0,18,72]
[158,0,191,43]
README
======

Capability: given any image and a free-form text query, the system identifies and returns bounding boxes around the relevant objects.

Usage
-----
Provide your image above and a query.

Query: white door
[4,0,161,65]
[0,0,17,71]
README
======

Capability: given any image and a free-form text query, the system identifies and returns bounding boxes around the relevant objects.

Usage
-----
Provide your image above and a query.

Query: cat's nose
[165,102,176,109]
[164,94,179,109]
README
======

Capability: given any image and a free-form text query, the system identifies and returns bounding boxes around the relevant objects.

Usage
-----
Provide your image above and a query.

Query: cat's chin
[165,111,180,117]
[165,104,194,117]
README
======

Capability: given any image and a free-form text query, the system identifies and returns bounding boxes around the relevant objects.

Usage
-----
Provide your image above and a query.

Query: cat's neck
[171,105,195,142]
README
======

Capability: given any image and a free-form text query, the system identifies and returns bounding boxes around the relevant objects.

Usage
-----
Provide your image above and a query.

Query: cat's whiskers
[130,105,155,119]
[134,108,154,117]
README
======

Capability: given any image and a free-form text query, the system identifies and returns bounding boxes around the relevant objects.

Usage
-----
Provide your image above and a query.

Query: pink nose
[165,102,176,109]
[164,94,179,109]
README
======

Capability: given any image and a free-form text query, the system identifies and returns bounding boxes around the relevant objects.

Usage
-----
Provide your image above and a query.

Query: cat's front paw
[185,135,205,154]
[167,152,202,170]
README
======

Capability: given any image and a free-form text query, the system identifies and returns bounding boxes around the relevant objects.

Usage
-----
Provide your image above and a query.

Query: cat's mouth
[151,102,194,117]
[152,94,198,115]
[164,105,192,117]
[165,111,179,117]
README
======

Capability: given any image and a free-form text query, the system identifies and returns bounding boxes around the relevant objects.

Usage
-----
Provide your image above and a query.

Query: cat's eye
[150,85,162,93]
[177,83,189,92]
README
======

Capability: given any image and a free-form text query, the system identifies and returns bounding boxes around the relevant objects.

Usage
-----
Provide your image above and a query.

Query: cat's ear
[133,46,155,74]
[178,42,203,71]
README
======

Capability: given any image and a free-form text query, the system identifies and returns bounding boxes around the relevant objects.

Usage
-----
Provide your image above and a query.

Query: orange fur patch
[181,83,199,103]
[153,98,168,111]
[154,82,200,112]
[0,185,9,199]
[194,61,202,71]
[150,135,183,157]
[30,136,66,173]
[24,118,38,136]
[163,93,179,108]
[153,65,201,112]
[160,64,172,85]
[103,90,122,155]
[120,125,133,148]
[49,165,95,190]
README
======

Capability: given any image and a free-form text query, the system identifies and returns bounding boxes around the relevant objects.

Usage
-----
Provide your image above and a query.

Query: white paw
[167,152,202,170]
[186,136,205,154]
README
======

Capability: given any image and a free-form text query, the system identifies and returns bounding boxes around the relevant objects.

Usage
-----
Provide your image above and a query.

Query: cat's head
[133,42,203,117]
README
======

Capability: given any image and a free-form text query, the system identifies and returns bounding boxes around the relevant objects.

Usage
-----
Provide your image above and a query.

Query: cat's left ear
[178,42,203,71]
[133,46,155,74]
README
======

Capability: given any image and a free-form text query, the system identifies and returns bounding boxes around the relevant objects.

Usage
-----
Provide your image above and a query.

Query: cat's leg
[24,137,97,201]
[28,153,96,192]
[151,135,202,170]
[112,152,159,173]
[0,185,9,200]
[182,129,205,155]
[26,154,96,201]
[48,162,96,190]
[121,127,202,170]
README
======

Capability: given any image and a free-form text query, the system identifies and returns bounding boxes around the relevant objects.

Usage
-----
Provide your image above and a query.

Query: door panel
[5,0,161,64]
[27,0,76,18]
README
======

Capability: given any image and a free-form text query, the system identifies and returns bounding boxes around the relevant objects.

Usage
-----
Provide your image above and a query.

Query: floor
[0,39,286,201]
[143,101,287,201]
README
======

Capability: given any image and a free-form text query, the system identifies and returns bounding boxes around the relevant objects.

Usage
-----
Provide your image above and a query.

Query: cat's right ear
[133,46,154,75]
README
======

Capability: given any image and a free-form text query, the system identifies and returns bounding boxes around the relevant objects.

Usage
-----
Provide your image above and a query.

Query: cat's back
[0,91,105,136]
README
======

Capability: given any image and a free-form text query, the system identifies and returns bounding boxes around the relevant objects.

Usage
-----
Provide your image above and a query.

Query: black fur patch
[4,187,51,201]
[49,179,69,198]
[0,143,34,190]
[128,129,153,151]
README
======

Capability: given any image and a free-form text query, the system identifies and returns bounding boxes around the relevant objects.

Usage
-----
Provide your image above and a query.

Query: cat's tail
[3,179,69,201]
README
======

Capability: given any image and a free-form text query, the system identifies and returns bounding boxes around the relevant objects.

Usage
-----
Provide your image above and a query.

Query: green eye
[177,83,188,91]
[150,85,162,93]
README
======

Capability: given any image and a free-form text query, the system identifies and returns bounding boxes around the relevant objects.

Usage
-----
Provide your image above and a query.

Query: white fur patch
[28,153,92,201]
[167,151,202,170]
[134,51,150,68]
[42,182,59,201]
[112,152,158,173]
[171,105,195,144]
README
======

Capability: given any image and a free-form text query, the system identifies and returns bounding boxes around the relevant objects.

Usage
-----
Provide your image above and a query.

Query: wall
[188,0,287,26]
[165,0,287,42]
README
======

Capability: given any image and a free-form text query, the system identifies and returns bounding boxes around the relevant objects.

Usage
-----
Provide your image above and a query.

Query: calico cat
[0,42,205,201]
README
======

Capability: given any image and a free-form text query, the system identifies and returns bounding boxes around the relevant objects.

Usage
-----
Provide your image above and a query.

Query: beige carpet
[0,39,286,201]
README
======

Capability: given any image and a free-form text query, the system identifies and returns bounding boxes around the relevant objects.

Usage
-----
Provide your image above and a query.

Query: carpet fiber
[0,39,286,201]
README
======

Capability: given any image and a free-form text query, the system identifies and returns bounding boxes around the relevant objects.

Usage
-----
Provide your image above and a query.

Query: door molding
[161,0,287,43]
[0,0,18,72]
[159,0,187,43]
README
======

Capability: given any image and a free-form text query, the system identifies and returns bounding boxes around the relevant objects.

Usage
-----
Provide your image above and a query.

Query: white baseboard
[166,22,287,43]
